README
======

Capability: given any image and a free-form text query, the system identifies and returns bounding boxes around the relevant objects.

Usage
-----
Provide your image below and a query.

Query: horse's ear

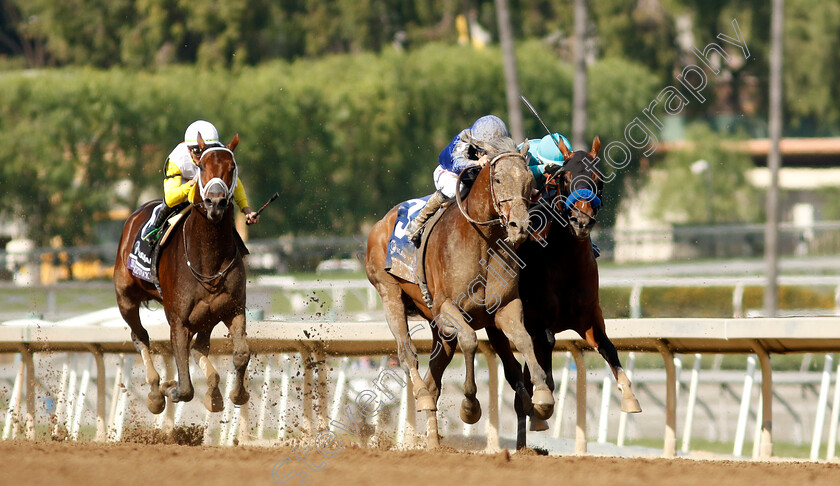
[228,133,239,151]
[589,136,601,159]
[558,137,573,161]
[197,132,206,150]
[520,140,530,157]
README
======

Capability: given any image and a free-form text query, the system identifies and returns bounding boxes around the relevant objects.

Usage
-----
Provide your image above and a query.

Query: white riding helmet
[184,120,221,147]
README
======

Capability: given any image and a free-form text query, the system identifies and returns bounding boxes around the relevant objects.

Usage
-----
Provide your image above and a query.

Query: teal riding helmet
[532,133,572,165]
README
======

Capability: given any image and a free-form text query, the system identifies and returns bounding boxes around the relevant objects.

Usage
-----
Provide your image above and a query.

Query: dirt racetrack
[2,440,839,486]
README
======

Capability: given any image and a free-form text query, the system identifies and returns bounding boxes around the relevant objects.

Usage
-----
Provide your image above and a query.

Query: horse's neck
[184,208,237,263]
[549,223,592,265]
[463,171,495,222]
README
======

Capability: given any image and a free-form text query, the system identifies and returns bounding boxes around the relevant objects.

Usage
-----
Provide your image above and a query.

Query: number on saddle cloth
[383,194,434,283]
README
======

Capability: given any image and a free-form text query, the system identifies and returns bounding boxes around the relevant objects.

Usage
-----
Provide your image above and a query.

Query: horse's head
[550,136,603,240]
[193,132,240,223]
[469,136,536,245]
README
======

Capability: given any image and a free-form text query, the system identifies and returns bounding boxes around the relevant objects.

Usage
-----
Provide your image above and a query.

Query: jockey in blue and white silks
[405,115,512,243]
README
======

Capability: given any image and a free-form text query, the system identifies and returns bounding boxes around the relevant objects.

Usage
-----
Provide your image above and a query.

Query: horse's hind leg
[585,314,641,413]
[119,304,165,414]
[192,330,224,412]
[378,283,434,411]
[225,313,251,405]
[422,330,456,449]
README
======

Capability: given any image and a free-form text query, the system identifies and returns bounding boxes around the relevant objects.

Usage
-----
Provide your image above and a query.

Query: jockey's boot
[406,190,448,244]
[148,204,174,285]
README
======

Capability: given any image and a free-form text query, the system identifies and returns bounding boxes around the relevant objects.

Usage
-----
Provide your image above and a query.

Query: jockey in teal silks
[522,132,601,258]
[405,115,512,243]
[521,132,572,190]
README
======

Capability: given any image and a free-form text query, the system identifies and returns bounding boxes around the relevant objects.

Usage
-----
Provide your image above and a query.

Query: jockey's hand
[243,208,260,225]
[187,177,197,187]
[477,155,491,167]
[544,163,563,176]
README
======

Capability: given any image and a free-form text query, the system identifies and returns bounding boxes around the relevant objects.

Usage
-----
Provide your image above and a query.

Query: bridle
[194,147,239,205]
[183,146,240,283]
[455,152,528,227]
[543,166,602,225]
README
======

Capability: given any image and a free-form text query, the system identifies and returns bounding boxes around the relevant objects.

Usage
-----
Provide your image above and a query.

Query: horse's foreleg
[192,331,223,412]
[529,330,555,431]
[485,326,529,449]
[494,299,554,421]
[585,317,641,413]
[225,313,251,406]
[164,323,194,403]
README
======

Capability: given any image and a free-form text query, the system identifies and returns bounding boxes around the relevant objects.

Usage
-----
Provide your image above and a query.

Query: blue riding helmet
[534,133,572,165]
[470,115,511,141]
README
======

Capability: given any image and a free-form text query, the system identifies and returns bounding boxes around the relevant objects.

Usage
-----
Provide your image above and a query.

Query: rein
[183,147,241,283]
[455,152,526,227]
[182,218,240,283]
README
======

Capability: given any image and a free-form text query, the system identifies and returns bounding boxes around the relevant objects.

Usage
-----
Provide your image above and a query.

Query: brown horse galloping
[493,136,642,449]
[113,133,250,415]
[366,136,555,448]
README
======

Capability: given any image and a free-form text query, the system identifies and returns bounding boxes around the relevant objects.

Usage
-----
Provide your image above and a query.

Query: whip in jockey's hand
[243,208,259,225]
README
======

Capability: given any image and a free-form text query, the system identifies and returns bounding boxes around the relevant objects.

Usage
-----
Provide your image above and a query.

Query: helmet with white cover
[184,120,221,147]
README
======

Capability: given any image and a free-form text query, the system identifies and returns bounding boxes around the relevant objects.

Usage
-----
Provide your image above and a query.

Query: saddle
[126,202,190,283]
[384,196,448,309]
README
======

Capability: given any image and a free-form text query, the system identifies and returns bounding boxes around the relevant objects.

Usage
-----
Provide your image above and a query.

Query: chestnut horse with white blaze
[113,133,250,415]
[366,136,554,448]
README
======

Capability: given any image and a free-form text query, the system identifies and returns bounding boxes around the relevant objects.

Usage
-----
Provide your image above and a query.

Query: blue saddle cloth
[384,194,432,283]
[126,203,166,283]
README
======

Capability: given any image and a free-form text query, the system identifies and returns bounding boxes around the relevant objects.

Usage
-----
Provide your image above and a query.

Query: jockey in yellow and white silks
[160,120,259,225]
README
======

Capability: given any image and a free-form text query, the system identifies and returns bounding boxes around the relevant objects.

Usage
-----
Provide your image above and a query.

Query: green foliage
[650,123,761,225]
[0,42,659,244]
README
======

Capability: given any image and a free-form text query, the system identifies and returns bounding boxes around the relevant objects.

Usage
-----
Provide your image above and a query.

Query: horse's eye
[494,178,501,183]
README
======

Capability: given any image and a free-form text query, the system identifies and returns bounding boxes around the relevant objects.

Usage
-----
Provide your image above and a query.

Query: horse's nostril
[204,198,212,205]
[509,221,518,229]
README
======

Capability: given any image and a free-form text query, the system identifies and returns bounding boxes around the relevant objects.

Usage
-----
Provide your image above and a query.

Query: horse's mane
[475,136,517,157]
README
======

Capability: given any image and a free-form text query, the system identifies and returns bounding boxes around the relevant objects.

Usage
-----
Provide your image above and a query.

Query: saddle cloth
[126,203,190,282]
[384,194,433,283]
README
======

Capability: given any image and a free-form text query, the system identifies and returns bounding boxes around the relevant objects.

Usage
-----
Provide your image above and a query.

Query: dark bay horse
[366,136,554,448]
[113,133,250,415]
[492,136,642,449]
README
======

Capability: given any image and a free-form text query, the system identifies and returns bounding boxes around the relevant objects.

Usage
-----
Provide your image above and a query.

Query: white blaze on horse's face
[492,154,534,246]
[197,147,238,223]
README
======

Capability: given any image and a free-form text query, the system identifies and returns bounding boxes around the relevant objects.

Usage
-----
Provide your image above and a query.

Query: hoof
[147,392,166,415]
[229,388,250,406]
[530,417,549,432]
[205,388,224,412]
[416,394,437,412]
[531,388,555,421]
[160,380,177,394]
[460,398,482,425]
[621,396,642,413]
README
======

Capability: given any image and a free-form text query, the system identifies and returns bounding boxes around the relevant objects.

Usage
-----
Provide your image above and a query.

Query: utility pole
[572,0,588,150]
[495,0,524,142]
[764,0,784,318]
